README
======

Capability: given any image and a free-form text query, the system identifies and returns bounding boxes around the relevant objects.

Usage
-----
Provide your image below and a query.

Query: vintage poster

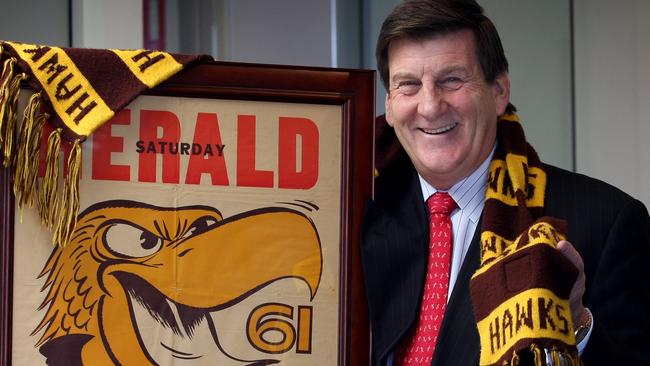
[11,94,343,365]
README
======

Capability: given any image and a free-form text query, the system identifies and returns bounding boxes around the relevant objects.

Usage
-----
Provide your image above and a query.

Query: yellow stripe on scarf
[479,230,514,265]
[498,113,519,124]
[111,49,183,88]
[8,42,114,137]
[475,221,566,276]
[475,288,576,366]
[486,156,546,207]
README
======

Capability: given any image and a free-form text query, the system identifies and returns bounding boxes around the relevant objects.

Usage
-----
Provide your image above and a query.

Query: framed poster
[0,61,374,365]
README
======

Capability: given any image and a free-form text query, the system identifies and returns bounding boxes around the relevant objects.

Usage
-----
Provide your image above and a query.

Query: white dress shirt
[418,146,493,302]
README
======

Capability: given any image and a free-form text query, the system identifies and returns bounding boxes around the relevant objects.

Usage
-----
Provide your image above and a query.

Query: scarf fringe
[1,57,27,168]
[38,128,62,230]
[490,344,582,366]
[35,129,82,247]
[530,343,581,366]
[14,93,47,209]
[53,140,81,247]
[0,54,81,249]
[0,66,81,247]
[530,344,544,366]
[0,54,15,144]
[510,352,520,366]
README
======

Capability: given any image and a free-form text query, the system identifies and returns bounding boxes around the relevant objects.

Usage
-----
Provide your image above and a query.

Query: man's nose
[417,84,447,120]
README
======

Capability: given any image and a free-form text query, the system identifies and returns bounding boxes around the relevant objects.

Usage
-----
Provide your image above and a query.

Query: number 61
[247,303,313,354]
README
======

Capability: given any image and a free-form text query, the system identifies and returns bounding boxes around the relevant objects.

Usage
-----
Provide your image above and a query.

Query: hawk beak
[135,209,322,309]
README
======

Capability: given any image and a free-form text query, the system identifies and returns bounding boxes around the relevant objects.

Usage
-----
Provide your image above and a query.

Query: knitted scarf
[470,112,581,365]
[0,41,210,247]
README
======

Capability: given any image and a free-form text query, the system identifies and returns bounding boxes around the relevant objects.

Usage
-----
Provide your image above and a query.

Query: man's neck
[418,143,497,197]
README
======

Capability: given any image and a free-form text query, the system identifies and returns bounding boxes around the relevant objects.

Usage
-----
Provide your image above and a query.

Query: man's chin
[414,160,472,189]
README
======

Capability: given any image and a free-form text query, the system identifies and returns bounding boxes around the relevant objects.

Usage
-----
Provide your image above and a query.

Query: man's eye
[398,80,419,87]
[440,77,463,89]
[393,80,420,93]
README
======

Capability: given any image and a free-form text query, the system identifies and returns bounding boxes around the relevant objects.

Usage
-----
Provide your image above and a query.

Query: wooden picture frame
[0,61,374,365]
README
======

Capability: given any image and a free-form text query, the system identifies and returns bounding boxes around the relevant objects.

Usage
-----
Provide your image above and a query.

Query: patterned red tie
[396,192,457,365]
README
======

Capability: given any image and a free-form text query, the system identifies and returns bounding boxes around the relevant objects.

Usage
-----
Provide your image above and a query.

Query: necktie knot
[427,192,457,216]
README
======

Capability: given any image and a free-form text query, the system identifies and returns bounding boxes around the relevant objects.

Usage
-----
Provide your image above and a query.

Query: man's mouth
[420,122,458,135]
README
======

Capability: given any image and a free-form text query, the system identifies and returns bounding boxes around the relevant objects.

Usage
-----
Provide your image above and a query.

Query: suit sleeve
[582,198,650,365]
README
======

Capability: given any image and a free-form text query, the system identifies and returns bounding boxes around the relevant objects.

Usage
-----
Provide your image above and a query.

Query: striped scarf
[0,41,210,247]
[470,112,581,365]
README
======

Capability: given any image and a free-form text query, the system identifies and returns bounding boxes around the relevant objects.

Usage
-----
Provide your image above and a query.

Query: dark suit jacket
[361,151,650,366]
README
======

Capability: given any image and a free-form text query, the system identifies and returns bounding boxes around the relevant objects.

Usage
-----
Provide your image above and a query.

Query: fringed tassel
[14,93,47,209]
[552,350,562,365]
[527,344,581,366]
[0,57,28,168]
[530,344,544,366]
[556,349,582,366]
[39,128,62,229]
[0,57,15,136]
[53,140,81,247]
[510,352,520,366]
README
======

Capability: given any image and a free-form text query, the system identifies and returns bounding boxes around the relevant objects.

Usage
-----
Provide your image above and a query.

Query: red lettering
[138,110,180,183]
[92,110,130,181]
[278,117,319,189]
[185,113,229,185]
[236,115,273,188]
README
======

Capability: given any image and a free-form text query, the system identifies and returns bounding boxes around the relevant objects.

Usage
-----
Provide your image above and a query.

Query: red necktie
[396,192,457,365]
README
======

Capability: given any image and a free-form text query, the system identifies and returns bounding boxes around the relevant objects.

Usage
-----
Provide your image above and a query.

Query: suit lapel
[364,158,486,366]
[431,219,482,366]
[362,167,430,365]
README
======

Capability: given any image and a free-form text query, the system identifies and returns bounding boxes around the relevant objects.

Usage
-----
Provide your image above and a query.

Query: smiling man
[361,1,650,366]
[384,29,505,191]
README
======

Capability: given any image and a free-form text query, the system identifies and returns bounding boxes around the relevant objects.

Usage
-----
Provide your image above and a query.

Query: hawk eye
[181,216,219,240]
[140,231,160,250]
[104,222,163,258]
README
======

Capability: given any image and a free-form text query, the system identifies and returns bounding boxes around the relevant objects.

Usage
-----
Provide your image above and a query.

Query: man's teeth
[422,123,457,135]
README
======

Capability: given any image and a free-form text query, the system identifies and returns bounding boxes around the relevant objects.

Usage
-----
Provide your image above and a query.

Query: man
[361,1,650,365]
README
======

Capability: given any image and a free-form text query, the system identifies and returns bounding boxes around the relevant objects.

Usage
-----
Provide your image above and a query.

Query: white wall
[574,0,650,208]
[71,0,142,49]
[165,0,181,53]
[360,0,399,117]
[0,0,69,46]
[168,0,335,67]
[222,0,334,67]
[482,0,573,171]
[0,0,140,50]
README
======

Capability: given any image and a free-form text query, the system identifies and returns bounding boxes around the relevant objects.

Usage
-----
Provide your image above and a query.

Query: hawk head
[34,200,322,365]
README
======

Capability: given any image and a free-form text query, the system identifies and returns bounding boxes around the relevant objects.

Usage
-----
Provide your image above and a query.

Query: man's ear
[492,72,510,115]
[384,92,395,127]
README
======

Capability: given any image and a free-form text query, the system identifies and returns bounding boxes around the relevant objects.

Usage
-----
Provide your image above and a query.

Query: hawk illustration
[33,200,322,365]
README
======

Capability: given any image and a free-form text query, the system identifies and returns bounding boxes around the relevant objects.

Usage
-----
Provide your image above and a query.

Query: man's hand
[557,240,589,330]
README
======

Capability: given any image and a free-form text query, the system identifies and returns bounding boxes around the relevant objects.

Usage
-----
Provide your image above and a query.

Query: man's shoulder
[373,149,418,205]
[544,164,633,202]
[543,164,645,220]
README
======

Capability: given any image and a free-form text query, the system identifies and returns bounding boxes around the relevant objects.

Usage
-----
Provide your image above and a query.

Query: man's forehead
[387,30,478,72]
[388,29,476,56]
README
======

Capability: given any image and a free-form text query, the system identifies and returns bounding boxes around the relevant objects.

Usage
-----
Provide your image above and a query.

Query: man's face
[385,29,510,189]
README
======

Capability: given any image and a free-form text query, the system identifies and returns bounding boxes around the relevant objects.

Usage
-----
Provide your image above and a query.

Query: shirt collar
[418,143,496,219]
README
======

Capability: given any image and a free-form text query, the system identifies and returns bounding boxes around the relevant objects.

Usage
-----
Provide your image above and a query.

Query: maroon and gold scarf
[0,41,210,247]
[471,112,581,366]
